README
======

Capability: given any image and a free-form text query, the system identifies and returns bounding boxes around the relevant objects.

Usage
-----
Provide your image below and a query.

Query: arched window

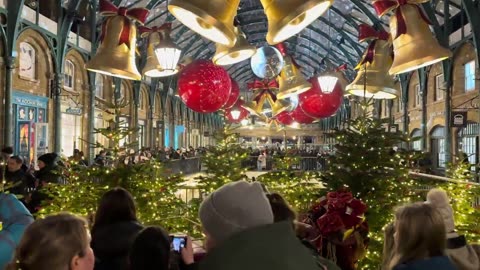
[410,129,422,151]
[95,73,104,99]
[115,83,126,103]
[458,122,479,170]
[64,60,75,89]
[139,90,144,109]
[430,126,446,168]
[19,42,36,79]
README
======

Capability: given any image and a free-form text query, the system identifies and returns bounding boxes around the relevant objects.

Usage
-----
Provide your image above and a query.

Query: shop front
[61,104,83,157]
[13,91,49,167]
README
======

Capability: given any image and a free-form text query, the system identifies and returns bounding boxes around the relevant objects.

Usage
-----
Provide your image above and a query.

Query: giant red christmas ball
[299,76,343,119]
[225,100,249,123]
[178,60,231,113]
[290,105,316,124]
[276,111,294,126]
[223,78,240,109]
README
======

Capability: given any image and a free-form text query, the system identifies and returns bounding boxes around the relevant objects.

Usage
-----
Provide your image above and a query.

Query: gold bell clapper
[275,43,311,99]
[86,0,149,81]
[213,27,257,66]
[373,0,452,75]
[168,0,239,46]
[346,24,397,99]
[260,0,334,44]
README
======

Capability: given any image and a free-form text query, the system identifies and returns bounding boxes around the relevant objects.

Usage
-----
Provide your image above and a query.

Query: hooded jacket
[0,193,34,269]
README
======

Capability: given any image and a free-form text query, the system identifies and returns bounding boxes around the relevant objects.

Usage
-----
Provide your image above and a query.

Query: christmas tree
[180,127,250,237]
[38,101,190,232]
[257,155,323,212]
[320,100,421,268]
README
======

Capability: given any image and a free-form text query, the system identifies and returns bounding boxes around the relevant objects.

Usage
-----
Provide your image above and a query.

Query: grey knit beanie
[199,181,274,245]
[426,188,455,233]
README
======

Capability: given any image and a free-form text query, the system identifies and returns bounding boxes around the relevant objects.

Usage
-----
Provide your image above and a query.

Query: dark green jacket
[199,221,333,270]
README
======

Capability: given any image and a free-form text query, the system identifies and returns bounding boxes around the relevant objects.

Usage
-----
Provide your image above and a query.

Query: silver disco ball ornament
[250,46,284,79]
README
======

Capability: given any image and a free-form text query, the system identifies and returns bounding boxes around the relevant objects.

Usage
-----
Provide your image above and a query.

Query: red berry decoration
[225,100,249,123]
[178,60,231,113]
[276,111,294,126]
[290,105,316,124]
[223,78,240,109]
[299,77,343,119]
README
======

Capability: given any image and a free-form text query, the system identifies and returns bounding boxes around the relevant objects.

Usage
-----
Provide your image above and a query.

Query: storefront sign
[65,107,83,115]
[13,91,48,108]
[452,111,467,127]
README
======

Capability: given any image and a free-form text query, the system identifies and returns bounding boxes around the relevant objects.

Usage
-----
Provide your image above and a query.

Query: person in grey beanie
[181,180,325,270]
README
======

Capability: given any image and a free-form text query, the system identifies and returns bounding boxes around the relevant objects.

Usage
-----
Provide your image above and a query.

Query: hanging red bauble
[178,60,231,113]
[225,100,249,123]
[299,77,343,119]
[223,78,240,109]
[291,105,316,124]
[276,111,294,126]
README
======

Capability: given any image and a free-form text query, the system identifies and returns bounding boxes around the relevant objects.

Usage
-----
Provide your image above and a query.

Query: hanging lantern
[154,24,182,77]
[346,24,398,99]
[317,64,349,94]
[225,100,249,123]
[275,43,311,99]
[373,0,452,75]
[223,78,240,109]
[290,105,316,124]
[260,0,334,44]
[140,24,175,77]
[213,27,257,66]
[300,76,343,119]
[276,111,295,126]
[178,60,231,113]
[168,0,239,46]
[86,0,148,80]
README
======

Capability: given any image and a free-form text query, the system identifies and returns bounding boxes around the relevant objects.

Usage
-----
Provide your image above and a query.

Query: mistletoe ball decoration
[178,60,231,113]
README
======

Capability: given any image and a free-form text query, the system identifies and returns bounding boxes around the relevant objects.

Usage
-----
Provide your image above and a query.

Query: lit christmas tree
[257,155,323,212]
[320,100,421,268]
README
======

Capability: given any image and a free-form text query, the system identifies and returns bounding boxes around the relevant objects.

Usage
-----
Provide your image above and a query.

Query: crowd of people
[1,177,480,270]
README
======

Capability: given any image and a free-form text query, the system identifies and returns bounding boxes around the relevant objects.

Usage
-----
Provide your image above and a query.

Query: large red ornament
[290,105,316,124]
[225,100,249,123]
[178,60,231,113]
[299,77,343,119]
[276,111,294,126]
[223,78,240,109]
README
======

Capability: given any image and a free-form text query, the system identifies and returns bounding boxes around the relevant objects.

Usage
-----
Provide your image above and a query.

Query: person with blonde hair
[427,188,480,270]
[389,203,456,270]
[6,213,94,270]
[381,223,395,270]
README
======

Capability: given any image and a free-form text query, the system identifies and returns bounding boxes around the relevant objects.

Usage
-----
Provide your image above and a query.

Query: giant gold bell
[87,16,141,80]
[213,27,256,66]
[277,56,311,99]
[260,0,334,44]
[168,0,239,46]
[269,96,290,116]
[389,4,452,75]
[346,40,398,99]
[142,31,167,77]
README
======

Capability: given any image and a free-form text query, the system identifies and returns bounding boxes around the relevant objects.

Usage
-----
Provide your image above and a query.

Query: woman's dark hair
[129,226,171,270]
[266,193,296,222]
[92,187,137,231]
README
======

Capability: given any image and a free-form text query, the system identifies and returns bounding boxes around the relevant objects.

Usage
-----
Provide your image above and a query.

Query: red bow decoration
[356,24,390,69]
[248,79,279,103]
[315,189,367,237]
[99,0,149,48]
[138,23,172,38]
[335,64,348,72]
[373,0,431,40]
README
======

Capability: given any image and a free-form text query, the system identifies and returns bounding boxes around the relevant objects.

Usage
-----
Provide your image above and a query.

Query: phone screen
[172,236,186,252]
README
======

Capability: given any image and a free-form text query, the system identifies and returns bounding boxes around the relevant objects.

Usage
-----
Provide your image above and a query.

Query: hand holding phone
[171,235,187,253]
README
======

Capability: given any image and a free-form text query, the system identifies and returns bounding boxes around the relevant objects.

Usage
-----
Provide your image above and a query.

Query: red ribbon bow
[138,23,172,38]
[99,0,150,48]
[373,0,431,40]
[275,43,288,56]
[248,80,279,103]
[356,24,390,68]
[335,64,348,72]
